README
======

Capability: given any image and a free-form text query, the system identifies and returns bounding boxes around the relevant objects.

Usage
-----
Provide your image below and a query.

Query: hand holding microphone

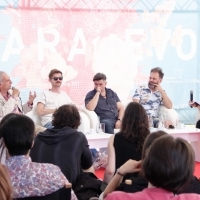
[11,87,20,98]
[190,90,193,101]
[190,90,193,108]
[189,90,200,108]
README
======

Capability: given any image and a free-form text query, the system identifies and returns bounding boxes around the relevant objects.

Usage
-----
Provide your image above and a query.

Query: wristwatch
[117,118,122,122]
[116,168,125,176]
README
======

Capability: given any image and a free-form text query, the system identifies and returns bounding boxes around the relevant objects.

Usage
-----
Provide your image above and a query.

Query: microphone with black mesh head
[190,90,193,108]
[190,90,193,101]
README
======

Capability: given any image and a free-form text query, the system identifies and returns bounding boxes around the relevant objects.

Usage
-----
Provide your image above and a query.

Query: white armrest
[25,104,42,126]
[158,105,178,126]
[121,100,132,109]
[81,100,131,130]
[26,105,90,134]
[81,105,98,129]
[78,111,91,134]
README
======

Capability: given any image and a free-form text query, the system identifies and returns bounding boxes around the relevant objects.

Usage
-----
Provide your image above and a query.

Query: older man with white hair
[0,71,46,164]
[0,71,36,120]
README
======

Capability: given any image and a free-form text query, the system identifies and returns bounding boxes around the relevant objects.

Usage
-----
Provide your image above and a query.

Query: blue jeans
[44,121,54,129]
[100,119,115,134]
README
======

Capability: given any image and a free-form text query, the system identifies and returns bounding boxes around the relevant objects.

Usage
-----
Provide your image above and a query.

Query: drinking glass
[99,123,105,133]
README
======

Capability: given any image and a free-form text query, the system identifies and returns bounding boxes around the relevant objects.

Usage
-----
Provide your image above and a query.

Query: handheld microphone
[190,90,193,101]
[190,90,193,108]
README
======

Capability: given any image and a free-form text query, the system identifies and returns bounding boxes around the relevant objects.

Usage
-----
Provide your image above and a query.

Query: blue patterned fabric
[132,85,163,118]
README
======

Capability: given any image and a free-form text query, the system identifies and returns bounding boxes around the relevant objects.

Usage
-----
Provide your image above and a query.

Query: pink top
[104,188,200,200]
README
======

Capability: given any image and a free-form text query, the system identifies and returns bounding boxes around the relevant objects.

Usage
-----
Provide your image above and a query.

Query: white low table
[86,133,111,149]
[86,128,200,161]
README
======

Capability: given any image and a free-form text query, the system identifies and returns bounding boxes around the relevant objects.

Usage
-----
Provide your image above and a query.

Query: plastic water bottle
[158,114,164,130]
[148,114,154,131]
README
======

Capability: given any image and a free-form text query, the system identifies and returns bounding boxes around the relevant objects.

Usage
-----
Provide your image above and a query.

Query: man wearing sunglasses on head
[37,69,73,128]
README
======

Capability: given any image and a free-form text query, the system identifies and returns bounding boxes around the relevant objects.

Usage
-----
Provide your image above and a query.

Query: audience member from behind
[0,164,12,200]
[0,113,77,199]
[104,135,200,200]
[30,104,94,187]
[103,102,150,184]
[103,131,167,196]
[85,73,124,134]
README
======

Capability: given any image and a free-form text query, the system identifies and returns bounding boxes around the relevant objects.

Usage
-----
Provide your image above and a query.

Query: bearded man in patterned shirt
[132,67,172,127]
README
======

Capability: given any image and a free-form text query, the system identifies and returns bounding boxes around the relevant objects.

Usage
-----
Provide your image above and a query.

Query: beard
[148,81,158,89]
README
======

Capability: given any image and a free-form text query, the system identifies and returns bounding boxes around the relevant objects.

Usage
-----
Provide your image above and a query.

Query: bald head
[0,71,12,92]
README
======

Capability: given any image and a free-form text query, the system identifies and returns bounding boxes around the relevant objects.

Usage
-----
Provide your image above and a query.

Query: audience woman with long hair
[103,131,167,197]
[103,102,150,184]
[104,135,200,200]
[0,164,12,200]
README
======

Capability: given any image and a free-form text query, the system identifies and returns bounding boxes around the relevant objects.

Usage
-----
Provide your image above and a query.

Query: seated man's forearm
[86,91,101,110]
[37,108,56,116]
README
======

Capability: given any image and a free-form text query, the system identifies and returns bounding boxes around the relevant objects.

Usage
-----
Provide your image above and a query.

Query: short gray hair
[0,71,5,83]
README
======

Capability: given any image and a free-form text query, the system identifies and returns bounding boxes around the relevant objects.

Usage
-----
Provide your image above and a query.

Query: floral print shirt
[5,155,77,199]
[132,85,163,118]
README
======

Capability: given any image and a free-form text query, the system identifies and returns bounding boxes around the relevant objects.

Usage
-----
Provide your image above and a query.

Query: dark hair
[52,104,81,129]
[142,130,167,159]
[0,164,12,200]
[48,69,62,79]
[150,67,164,79]
[0,113,35,156]
[93,73,106,81]
[142,135,195,193]
[120,102,150,151]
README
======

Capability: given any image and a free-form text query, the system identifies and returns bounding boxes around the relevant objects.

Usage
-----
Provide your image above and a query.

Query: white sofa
[25,104,91,134]
[82,100,179,129]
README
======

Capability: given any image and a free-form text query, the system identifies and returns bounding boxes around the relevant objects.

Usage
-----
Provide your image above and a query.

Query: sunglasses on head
[52,77,63,81]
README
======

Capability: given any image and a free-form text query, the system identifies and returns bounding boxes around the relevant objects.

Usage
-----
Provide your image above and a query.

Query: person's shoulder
[76,131,87,140]
[137,85,149,90]
[115,132,123,137]
[105,191,142,200]
[176,193,200,200]
[39,89,50,95]
[106,88,119,96]
[106,88,116,93]
[34,161,61,172]
[60,91,70,97]
[87,89,96,94]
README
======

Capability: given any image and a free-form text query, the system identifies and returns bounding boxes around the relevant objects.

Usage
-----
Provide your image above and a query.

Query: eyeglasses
[52,77,63,81]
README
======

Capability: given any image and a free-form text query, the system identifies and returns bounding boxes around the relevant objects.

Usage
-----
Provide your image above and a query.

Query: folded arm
[37,102,56,116]
[103,159,141,198]
[86,91,100,111]
[159,89,172,109]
